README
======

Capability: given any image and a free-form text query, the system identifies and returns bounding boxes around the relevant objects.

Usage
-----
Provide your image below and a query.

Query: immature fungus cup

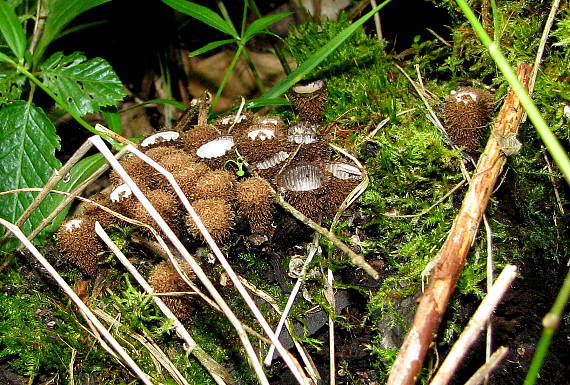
[109,154,155,189]
[443,86,494,150]
[286,121,331,163]
[148,260,197,321]
[277,162,330,219]
[325,162,363,211]
[182,124,220,152]
[190,169,236,202]
[57,216,102,275]
[185,198,235,242]
[236,177,274,233]
[122,189,181,235]
[288,80,328,123]
[81,192,120,228]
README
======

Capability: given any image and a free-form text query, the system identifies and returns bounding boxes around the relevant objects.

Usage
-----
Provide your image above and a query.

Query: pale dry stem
[428,265,518,385]
[95,223,232,385]
[0,218,155,385]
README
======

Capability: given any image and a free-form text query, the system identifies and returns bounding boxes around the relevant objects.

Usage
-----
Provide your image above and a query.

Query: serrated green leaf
[0,101,61,249]
[39,51,126,116]
[0,70,25,105]
[0,0,27,60]
[243,12,292,42]
[32,0,110,64]
[189,38,237,57]
[161,0,238,38]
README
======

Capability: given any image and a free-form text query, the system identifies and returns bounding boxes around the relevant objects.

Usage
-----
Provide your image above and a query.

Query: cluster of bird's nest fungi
[56,80,367,319]
[56,80,495,320]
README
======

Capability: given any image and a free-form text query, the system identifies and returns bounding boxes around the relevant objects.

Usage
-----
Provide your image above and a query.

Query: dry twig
[96,223,233,385]
[428,265,518,385]
[386,63,533,385]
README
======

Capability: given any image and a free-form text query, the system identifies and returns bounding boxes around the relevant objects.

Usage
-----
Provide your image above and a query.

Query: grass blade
[161,0,238,38]
[262,0,393,99]
[243,12,293,41]
[189,38,237,57]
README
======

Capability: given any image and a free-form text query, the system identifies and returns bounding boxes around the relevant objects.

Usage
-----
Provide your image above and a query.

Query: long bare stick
[0,218,154,385]
[386,63,533,385]
[21,146,130,246]
[428,265,518,385]
[264,237,320,365]
[88,135,273,385]
[95,223,233,385]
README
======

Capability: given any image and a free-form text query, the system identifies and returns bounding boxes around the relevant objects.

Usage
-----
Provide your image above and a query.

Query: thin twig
[364,108,416,141]
[482,214,494,384]
[426,28,452,47]
[383,179,466,218]
[93,307,186,385]
[264,235,320,365]
[370,0,383,40]
[96,223,233,385]
[238,275,321,382]
[0,218,154,385]
[19,146,130,247]
[528,0,561,96]
[428,265,517,385]
[463,346,509,385]
[326,268,336,385]
[275,195,379,280]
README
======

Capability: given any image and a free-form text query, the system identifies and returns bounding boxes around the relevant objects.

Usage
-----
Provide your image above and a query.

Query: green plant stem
[455,0,570,187]
[248,0,292,74]
[489,0,500,42]
[241,48,266,94]
[212,44,244,109]
[523,265,570,385]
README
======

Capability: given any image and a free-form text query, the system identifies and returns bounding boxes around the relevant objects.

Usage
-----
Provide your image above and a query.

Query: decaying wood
[386,63,533,385]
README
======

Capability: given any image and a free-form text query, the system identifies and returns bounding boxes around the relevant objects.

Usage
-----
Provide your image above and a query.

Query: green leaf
[32,0,110,64]
[189,38,237,57]
[243,12,292,42]
[0,102,61,249]
[161,0,238,38]
[39,51,126,116]
[244,97,290,109]
[0,0,27,60]
[101,105,122,134]
[262,0,393,99]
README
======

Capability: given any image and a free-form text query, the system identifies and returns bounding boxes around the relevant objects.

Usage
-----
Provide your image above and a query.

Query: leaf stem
[454,0,570,186]
[212,44,244,110]
[248,0,291,74]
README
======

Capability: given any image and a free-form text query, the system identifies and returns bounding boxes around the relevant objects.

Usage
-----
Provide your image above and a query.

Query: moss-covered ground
[1,1,570,384]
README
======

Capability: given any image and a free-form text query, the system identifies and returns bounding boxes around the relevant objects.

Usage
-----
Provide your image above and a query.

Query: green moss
[0,264,113,380]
